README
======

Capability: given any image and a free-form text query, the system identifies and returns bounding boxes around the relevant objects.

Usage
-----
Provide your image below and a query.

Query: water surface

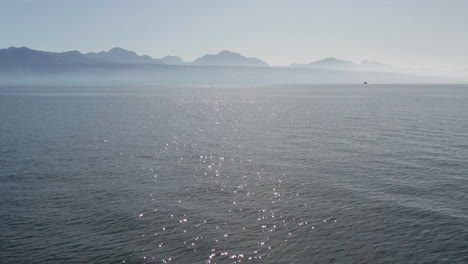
[1,84,467,263]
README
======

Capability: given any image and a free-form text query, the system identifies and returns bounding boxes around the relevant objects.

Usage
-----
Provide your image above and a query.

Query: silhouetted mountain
[85,47,165,64]
[161,55,185,65]
[0,46,111,66]
[291,57,354,70]
[291,57,392,72]
[45,50,96,64]
[2,47,396,73]
[309,57,354,69]
[0,46,168,66]
[1,46,455,84]
[192,50,268,67]
[0,47,60,66]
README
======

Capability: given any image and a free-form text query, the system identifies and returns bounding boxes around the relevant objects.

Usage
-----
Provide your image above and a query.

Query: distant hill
[85,47,165,64]
[192,50,268,67]
[161,55,185,65]
[2,47,396,72]
[0,46,168,66]
[0,47,96,66]
[2,46,455,85]
[45,50,94,64]
[291,57,392,72]
[291,57,353,70]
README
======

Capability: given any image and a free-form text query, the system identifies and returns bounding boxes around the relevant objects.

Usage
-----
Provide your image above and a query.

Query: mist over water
[1,85,467,263]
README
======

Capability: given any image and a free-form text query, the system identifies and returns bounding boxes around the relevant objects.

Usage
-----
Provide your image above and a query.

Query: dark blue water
[1,85,467,264]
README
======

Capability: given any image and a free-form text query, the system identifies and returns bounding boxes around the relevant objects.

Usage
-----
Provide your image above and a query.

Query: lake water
[1,84,467,263]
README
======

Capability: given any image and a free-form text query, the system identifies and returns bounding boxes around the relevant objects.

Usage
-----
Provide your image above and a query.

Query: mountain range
[1,46,392,70]
[85,47,165,64]
[0,46,465,85]
[192,50,268,67]
[291,57,392,72]
[0,47,270,67]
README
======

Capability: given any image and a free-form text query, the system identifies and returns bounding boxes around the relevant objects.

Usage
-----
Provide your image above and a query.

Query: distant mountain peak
[109,47,126,51]
[314,57,354,64]
[193,50,268,67]
[219,50,236,55]
[7,46,32,51]
[107,47,138,56]
[108,47,132,53]
[161,55,185,65]
[291,57,391,72]
[84,47,164,64]
[0,46,86,65]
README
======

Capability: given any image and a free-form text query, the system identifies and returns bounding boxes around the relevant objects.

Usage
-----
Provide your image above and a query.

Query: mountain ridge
[0,47,273,67]
[192,50,268,67]
[0,46,457,85]
[161,55,186,65]
[1,46,399,71]
[291,57,392,72]
[84,47,166,64]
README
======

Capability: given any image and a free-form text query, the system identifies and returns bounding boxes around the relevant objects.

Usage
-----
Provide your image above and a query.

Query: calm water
[0,85,467,264]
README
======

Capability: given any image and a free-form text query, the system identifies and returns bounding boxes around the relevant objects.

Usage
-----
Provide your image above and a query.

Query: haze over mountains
[0,46,466,85]
[192,50,268,67]
[160,55,185,65]
[0,47,269,67]
[291,57,392,72]
[85,47,165,64]
[1,46,383,69]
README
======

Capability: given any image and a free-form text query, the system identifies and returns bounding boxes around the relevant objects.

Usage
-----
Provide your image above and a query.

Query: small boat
[363,81,368,84]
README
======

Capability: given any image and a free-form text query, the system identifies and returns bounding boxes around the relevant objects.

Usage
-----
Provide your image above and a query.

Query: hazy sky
[1,0,467,69]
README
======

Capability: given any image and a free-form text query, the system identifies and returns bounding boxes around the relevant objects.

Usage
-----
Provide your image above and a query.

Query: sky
[1,0,467,69]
